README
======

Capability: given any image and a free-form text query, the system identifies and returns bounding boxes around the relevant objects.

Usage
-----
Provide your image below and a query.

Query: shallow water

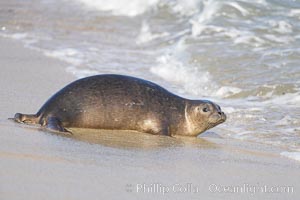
[0,0,299,159]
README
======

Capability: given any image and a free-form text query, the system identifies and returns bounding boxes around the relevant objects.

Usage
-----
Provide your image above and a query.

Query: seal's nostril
[218,112,222,115]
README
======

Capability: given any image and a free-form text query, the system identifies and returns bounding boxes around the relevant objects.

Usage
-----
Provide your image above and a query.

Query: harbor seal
[13,74,226,137]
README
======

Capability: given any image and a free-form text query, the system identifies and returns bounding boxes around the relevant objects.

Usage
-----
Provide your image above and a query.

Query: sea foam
[281,152,300,162]
[149,38,217,97]
[75,0,159,16]
[44,48,84,66]
[136,22,170,44]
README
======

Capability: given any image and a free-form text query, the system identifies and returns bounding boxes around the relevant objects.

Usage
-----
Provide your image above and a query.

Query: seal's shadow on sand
[62,128,218,150]
[7,118,217,150]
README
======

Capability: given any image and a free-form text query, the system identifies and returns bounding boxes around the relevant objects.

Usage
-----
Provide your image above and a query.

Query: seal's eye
[202,107,210,112]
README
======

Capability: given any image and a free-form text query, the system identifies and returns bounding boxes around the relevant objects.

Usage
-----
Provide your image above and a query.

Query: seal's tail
[12,113,39,125]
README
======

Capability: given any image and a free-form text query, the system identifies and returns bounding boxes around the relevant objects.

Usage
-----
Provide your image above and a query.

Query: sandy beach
[0,37,299,200]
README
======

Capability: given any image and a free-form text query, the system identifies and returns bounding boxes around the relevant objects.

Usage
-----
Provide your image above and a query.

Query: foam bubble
[222,106,237,114]
[263,92,300,106]
[275,115,300,126]
[268,20,293,34]
[289,9,300,18]
[151,54,214,96]
[44,48,84,65]
[66,66,99,78]
[75,0,159,16]
[171,0,202,16]
[263,34,294,44]
[190,23,224,37]
[136,22,169,44]
[215,86,242,98]
[150,39,215,96]
[190,23,267,47]
[234,34,266,47]
[10,33,28,40]
[0,32,28,40]
[281,151,300,162]
[225,2,249,16]
[190,0,222,36]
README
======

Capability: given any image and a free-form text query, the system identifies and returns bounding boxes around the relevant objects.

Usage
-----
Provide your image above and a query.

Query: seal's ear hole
[195,106,201,112]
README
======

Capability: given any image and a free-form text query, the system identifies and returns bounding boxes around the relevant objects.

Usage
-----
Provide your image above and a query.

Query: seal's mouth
[211,111,226,126]
[206,112,226,131]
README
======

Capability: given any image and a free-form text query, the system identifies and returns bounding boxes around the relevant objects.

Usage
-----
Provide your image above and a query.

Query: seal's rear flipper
[13,113,39,124]
[45,117,72,134]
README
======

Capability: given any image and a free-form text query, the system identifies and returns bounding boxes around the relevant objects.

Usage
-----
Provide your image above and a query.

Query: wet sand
[0,37,299,200]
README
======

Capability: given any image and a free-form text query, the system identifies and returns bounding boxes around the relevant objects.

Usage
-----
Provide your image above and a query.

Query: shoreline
[0,37,299,200]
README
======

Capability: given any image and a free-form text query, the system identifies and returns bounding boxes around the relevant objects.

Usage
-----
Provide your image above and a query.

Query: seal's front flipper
[13,113,39,124]
[45,117,72,134]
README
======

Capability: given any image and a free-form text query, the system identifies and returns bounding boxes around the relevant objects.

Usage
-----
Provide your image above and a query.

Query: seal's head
[185,100,226,136]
